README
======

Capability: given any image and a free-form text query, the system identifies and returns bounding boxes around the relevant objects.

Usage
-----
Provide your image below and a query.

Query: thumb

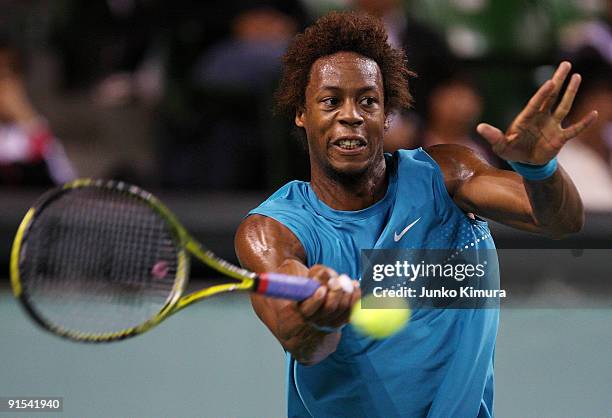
[476,123,505,147]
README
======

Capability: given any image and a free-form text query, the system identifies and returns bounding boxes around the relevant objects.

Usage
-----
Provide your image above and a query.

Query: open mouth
[331,137,367,152]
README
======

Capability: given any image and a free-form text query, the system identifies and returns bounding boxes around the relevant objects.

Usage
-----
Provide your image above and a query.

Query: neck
[310,157,388,211]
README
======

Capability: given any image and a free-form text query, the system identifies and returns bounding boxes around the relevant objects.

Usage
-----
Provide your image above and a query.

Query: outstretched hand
[476,61,598,165]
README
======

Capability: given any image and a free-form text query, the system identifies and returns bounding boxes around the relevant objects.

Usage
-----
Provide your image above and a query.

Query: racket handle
[255,273,320,301]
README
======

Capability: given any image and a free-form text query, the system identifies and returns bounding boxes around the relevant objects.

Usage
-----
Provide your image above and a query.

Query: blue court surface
[1,289,611,418]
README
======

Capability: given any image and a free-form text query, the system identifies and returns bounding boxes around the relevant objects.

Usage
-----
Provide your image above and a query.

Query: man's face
[296,51,386,180]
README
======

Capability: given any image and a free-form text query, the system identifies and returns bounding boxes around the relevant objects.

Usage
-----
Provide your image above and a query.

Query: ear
[295,108,305,128]
[384,115,390,131]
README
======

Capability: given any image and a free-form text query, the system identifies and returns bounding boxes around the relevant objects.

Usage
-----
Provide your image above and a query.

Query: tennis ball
[350,295,411,339]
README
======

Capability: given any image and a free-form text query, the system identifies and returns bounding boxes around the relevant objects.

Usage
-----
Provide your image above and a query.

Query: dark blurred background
[0,2,611,417]
[0,0,610,265]
[0,0,610,189]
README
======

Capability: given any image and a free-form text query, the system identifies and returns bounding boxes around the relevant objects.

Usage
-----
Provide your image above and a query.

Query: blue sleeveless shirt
[249,149,499,418]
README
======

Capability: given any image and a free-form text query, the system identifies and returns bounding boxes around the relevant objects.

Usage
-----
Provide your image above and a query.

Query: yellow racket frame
[11,179,257,342]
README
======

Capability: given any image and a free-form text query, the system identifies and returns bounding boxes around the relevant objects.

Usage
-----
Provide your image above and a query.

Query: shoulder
[425,143,489,171]
[236,181,314,270]
[248,180,320,232]
[424,144,491,196]
[235,214,307,272]
[250,180,309,213]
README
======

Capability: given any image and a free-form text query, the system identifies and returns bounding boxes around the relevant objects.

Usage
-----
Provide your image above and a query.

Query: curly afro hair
[275,11,414,117]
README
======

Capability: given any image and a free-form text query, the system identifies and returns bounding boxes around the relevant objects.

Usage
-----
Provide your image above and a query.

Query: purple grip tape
[260,273,320,300]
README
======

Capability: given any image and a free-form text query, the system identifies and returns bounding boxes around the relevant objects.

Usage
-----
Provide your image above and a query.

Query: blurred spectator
[555,3,612,211]
[421,75,505,167]
[353,0,458,154]
[158,1,310,189]
[52,0,166,102]
[0,40,76,186]
[353,0,455,117]
[193,7,299,90]
[558,0,611,66]
[557,49,612,211]
[383,110,420,153]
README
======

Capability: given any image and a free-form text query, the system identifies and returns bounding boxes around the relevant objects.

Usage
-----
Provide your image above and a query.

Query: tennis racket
[10,179,321,343]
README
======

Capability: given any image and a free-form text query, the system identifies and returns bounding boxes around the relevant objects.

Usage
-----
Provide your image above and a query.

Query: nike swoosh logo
[394,217,421,242]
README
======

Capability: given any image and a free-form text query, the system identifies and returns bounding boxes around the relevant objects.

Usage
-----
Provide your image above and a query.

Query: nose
[338,100,364,126]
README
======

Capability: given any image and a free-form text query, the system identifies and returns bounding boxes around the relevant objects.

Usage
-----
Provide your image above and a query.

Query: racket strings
[30,192,176,330]
[21,187,179,336]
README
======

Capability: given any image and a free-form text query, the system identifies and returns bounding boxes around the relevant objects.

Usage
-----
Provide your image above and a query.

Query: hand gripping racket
[10,179,321,343]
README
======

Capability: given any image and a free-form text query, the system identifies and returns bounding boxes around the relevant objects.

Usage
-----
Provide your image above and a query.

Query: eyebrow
[317,85,381,94]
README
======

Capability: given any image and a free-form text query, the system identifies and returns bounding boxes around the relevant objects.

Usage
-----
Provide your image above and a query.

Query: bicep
[454,168,542,232]
[234,214,306,273]
[428,144,542,233]
[234,214,308,338]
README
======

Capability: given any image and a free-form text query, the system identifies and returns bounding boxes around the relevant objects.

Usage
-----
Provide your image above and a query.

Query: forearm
[281,317,341,366]
[432,144,585,237]
[252,295,341,365]
[236,216,355,366]
[469,60,596,238]
[523,164,584,238]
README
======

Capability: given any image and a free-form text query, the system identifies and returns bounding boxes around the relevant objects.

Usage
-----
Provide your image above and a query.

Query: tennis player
[235,12,597,418]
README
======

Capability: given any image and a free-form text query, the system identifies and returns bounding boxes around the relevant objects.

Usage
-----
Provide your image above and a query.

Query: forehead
[307,51,383,93]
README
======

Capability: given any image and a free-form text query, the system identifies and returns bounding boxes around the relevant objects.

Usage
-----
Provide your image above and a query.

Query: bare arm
[428,144,583,238]
[235,214,360,365]
[428,62,597,239]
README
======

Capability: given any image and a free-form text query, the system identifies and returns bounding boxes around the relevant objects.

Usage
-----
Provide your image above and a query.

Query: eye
[360,97,377,107]
[322,97,340,107]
